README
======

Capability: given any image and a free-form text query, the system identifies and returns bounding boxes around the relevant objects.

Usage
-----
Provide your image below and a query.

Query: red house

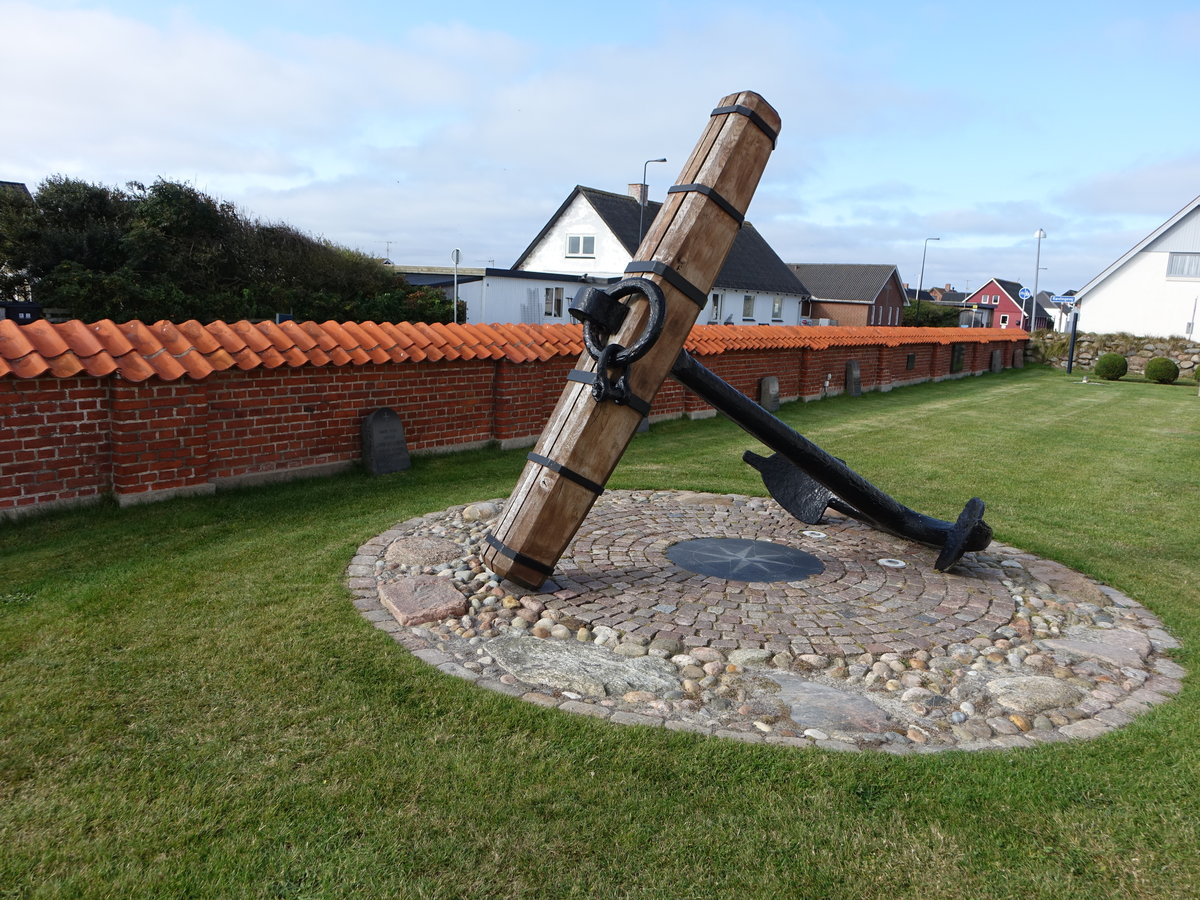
[963,278,1051,331]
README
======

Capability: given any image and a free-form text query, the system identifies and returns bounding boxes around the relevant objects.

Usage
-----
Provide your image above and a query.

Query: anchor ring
[581,277,666,368]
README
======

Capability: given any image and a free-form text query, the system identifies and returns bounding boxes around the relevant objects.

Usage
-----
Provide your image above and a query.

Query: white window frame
[1167,252,1200,279]
[742,295,756,321]
[566,234,595,258]
[771,296,783,321]
[1000,314,1009,328]
[709,293,721,323]
[544,286,564,318]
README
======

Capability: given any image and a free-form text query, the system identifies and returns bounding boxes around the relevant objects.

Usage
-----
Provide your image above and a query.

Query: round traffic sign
[1018,287,1033,300]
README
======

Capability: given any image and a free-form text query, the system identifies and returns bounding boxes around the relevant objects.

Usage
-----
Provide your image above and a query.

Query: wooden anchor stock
[482,91,782,588]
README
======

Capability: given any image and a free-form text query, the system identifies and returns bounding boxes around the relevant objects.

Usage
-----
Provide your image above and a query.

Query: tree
[903,301,962,327]
[0,176,458,324]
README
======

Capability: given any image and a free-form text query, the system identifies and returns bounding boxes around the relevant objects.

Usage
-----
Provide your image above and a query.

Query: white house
[391,266,617,325]
[513,185,811,326]
[1074,192,1200,338]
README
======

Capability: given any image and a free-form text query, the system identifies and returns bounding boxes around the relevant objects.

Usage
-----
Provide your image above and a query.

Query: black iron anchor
[569,278,991,571]
[669,350,992,570]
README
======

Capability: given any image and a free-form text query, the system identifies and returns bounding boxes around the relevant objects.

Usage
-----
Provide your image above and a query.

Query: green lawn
[1,367,1197,899]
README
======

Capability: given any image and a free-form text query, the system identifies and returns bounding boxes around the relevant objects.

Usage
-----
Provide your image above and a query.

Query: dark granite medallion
[666,537,825,583]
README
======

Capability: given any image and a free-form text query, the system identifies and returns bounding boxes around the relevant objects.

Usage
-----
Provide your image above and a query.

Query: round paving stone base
[346,491,1185,753]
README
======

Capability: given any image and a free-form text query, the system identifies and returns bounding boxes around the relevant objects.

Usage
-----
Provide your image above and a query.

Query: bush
[1145,357,1180,384]
[1094,353,1128,380]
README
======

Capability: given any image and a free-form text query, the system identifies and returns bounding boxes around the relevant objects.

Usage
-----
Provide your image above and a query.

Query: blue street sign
[1018,287,1033,300]
[1051,295,1074,304]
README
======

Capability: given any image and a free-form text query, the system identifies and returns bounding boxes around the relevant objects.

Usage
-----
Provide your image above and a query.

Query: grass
[1,367,1197,899]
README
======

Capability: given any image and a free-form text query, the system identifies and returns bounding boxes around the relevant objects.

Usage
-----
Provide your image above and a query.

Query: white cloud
[1057,154,1200,217]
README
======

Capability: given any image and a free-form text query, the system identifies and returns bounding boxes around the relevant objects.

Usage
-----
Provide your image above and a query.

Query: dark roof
[994,278,1025,301]
[514,186,808,297]
[905,287,935,302]
[0,181,33,203]
[788,263,900,303]
[401,273,483,288]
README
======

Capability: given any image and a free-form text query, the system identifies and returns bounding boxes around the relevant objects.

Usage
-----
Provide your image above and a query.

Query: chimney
[944,283,951,290]
[628,183,647,205]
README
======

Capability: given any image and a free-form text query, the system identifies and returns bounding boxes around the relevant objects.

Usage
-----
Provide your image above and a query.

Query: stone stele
[485,632,679,698]
[380,575,468,627]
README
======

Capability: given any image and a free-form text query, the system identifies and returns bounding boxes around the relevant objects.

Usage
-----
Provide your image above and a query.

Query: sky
[4,0,1200,296]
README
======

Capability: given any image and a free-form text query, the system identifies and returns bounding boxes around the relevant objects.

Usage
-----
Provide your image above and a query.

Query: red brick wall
[0,376,112,515]
[1,335,1026,517]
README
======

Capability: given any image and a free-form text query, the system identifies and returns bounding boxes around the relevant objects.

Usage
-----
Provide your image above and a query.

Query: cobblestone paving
[346,491,1186,754]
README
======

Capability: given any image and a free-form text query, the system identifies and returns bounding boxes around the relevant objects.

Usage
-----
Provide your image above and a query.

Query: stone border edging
[345,492,1185,754]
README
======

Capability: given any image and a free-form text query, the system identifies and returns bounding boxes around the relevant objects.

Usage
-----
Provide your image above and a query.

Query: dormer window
[566,235,595,257]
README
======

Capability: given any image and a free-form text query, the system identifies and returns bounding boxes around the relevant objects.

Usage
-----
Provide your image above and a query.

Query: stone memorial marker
[361,407,410,476]
[1012,347,1025,368]
[991,349,1003,373]
[845,360,862,397]
[758,376,780,411]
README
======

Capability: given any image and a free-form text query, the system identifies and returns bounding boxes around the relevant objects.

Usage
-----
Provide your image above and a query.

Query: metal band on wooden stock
[623,261,708,309]
[667,184,744,227]
[484,534,554,577]
[525,452,605,495]
[710,103,779,148]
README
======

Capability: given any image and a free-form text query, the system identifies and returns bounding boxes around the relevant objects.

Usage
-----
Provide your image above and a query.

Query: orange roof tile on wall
[296,320,341,353]
[6,350,50,379]
[319,321,359,352]
[277,318,319,352]
[0,318,38,361]
[46,350,85,378]
[174,320,223,354]
[205,320,248,353]
[2,318,1026,382]
[20,319,71,358]
[53,320,105,358]
[251,319,297,353]
[229,320,274,354]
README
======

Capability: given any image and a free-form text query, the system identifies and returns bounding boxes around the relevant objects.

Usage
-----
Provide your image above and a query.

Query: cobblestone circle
[346,491,1186,754]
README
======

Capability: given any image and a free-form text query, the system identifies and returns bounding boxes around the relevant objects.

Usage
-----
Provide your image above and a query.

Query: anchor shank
[670,350,987,551]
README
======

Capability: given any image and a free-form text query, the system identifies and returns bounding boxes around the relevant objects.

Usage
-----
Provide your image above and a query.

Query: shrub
[1094,353,1128,380]
[1145,357,1179,384]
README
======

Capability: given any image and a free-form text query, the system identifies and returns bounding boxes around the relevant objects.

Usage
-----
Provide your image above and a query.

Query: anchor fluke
[743,451,833,524]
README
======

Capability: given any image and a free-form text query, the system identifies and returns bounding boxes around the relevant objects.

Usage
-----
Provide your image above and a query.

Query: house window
[742,295,755,320]
[771,296,783,321]
[905,353,916,371]
[709,293,721,322]
[1167,252,1200,278]
[1000,314,1009,328]
[566,235,595,257]
[544,286,564,317]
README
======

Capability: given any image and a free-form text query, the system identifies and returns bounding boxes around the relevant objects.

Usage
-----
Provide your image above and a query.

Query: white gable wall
[517,189,809,327]
[1078,252,1199,337]
[518,195,631,278]
[1077,202,1200,338]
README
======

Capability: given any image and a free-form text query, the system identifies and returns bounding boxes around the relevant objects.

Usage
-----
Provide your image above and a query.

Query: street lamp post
[638,157,667,248]
[1030,228,1046,332]
[451,248,461,324]
[915,237,939,325]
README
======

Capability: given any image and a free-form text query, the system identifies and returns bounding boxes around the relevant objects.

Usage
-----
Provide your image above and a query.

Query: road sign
[1018,287,1033,300]
[1051,295,1073,304]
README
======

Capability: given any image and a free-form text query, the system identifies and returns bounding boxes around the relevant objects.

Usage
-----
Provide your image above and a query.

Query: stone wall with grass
[1034,331,1200,379]
[1,331,1025,519]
